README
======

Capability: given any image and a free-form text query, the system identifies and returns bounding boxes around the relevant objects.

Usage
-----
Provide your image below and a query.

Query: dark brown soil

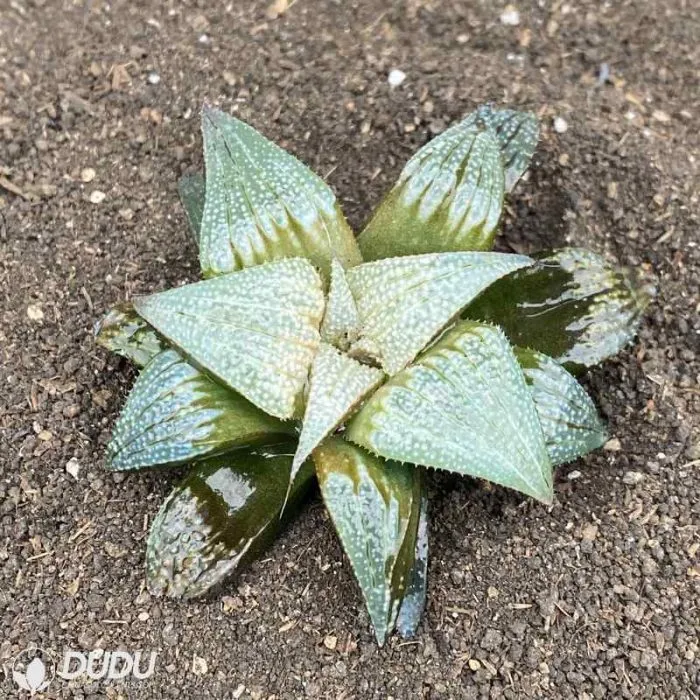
[1,1,698,698]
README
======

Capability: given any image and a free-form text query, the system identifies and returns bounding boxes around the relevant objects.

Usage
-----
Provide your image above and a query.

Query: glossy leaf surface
[134,258,325,419]
[346,252,533,374]
[347,321,553,503]
[395,475,428,639]
[147,443,314,598]
[94,302,164,367]
[292,344,383,481]
[515,347,607,465]
[198,106,361,278]
[314,438,422,645]
[358,120,504,260]
[464,248,652,372]
[178,173,206,245]
[320,259,360,351]
[471,105,539,192]
[107,349,293,471]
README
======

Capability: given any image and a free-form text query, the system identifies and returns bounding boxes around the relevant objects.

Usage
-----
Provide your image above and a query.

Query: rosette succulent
[96,104,650,645]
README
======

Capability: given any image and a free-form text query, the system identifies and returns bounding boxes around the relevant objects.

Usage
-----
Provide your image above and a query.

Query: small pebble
[604,437,622,452]
[89,190,106,204]
[80,167,96,183]
[567,470,582,480]
[553,116,568,133]
[192,654,208,676]
[623,471,645,485]
[388,69,406,87]
[500,5,520,25]
[147,71,161,85]
[27,304,44,321]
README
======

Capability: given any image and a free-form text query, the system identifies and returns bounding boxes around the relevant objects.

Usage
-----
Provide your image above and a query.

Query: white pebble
[80,167,96,183]
[148,71,161,85]
[500,5,520,25]
[66,457,80,480]
[553,116,568,133]
[89,190,106,204]
[388,69,406,88]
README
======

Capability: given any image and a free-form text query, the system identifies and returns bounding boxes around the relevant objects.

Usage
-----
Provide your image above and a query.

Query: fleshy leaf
[347,321,553,504]
[178,173,206,245]
[345,252,533,375]
[473,105,539,192]
[134,258,325,419]
[198,106,362,278]
[464,248,653,372]
[320,259,360,351]
[94,302,165,367]
[147,443,314,598]
[515,347,608,465]
[358,119,505,260]
[292,344,383,481]
[395,474,428,639]
[314,438,422,645]
[107,349,293,471]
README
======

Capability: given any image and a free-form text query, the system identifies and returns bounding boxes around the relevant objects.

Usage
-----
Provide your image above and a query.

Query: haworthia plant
[97,103,650,646]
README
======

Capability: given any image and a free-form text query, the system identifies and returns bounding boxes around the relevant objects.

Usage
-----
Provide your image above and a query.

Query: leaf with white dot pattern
[464,248,653,373]
[134,258,325,420]
[314,438,422,646]
[358,119,505,260]
[107,349,293,471]
[346,321,553,504]
[292,344,383,483]
[346,252,533,375]
[320,259,361,351]
[94,302,165,367]
[515,347,607,465]
[178,173,206,247]
[147,443,314,599]
[199,106,362,278]
[471,105,539,192]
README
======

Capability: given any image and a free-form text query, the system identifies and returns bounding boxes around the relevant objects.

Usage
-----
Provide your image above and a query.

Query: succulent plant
[96,103,650,645]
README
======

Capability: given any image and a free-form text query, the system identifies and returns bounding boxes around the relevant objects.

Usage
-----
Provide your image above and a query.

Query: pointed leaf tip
[314,438,422,645]
[347,321,554,504]
[346,251,534,374]
[107,349,293,471]
[134,258,325,420]
[199,107,361,278]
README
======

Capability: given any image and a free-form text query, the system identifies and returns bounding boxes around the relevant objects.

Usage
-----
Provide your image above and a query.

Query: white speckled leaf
[314,438,422,645]
[178,173,206,246]
[347,321,553,503]
[107,349,293,471]
[320,259,361,350]
[472,105,539,192]
[346,252,533,375]
[134,258,325,420]
[199,106,361,278]
[515,347,608,465]
[358,120,505,259]
[292,344,383,481]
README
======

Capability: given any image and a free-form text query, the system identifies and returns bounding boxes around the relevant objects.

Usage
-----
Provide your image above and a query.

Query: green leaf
[314,438,422,646]
[134,258,325,420]
[107,349,293,471]
[320,259,360,351]
[178,173,206,246]
[395,474,428,639]
[198,106,362,278]
[515,347,607,465]
[147,442,314,599]
[464,247,653,372]
[358,119,505,260]
[94,302,164,367]
[473,105,539,192]
[347,321,553,504]
[346,252,533,375]
[292,344,383,481]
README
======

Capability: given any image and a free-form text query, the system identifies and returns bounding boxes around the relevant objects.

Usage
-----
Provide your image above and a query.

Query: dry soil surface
[1,0,699,698]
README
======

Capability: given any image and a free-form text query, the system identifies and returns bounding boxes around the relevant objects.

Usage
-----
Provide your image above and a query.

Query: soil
[1,0,698,698]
